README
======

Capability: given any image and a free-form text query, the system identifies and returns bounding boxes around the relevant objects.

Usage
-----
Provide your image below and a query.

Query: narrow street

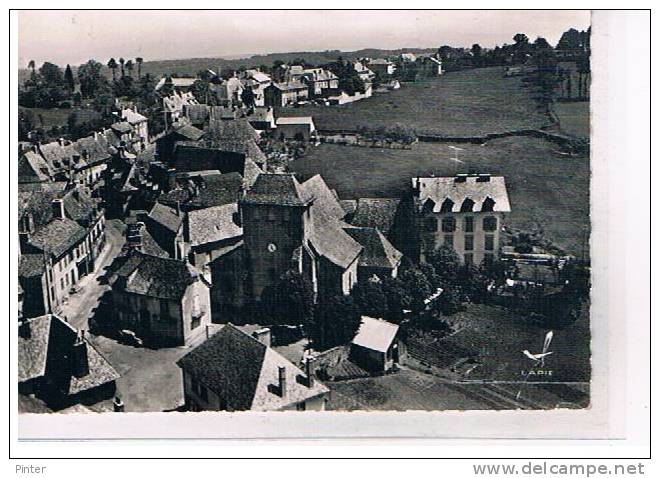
[58,219,126,331]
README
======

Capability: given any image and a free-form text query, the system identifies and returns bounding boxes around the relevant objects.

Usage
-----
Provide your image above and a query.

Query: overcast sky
[17,10,591,67]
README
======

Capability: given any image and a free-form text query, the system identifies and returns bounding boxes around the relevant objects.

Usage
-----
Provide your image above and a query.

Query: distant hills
[18,47,439,83]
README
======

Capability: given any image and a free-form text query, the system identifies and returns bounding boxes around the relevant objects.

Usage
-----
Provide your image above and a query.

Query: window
[267,208,277,221]
[425,217,437,232]
[464,235,474,251]
[483,216,498,232]
[191,314,201,330]
[485,235,495,251]
[443,234,454,247]
[160,300,169,318]
[441,217,456,232]
[464,216,474,233]
[60,278,65,290]
[482,197,496,212]
[440,198,454,213]
[464,253,473,265]
[460,198,475,212]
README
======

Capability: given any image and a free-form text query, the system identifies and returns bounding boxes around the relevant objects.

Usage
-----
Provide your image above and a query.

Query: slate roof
[308,208,362,269]
[271,81,308,92]
[159,172,244,210]
[299,174,346,220]
[187,203,243,247]
[349,198,402,235]
[242,173,311,207]
[169,122,205,141]
[343,227,403,269]
[73,134,114,164]
[155,77,197,91]
[177,324,328,411]
[276,116,315,127]
[352,316,399,353]
[28,218,87,258]
[38,141,80,173]
[122,108,148,125]
[207,117,260,143]
[148,202,183,233]
[414,175,511,213]
[183,104,210,125]
[19,254,46,278]
[19,151,52,182]
[18,315,120,396]
[111,122,133,134]
[112,251,205,301]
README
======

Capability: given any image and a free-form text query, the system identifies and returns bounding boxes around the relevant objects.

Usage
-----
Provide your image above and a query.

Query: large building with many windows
[412,174,511,265]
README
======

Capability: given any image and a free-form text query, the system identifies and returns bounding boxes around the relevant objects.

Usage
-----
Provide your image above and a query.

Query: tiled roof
[349,198,402,235]
[18,315,120,395]
[38,141,80,173]
[242,173,310,207]
[207,117,260,143]
[183,104,210,125]
[308,208,362,269]
[299,174,346,220]
[155,77,197,91]
[159,172,244,210]
[122,108,148,124]
[177,324,328,411]
[148,202,183,233]
[18,152,52,182]
[352,316,399,353]
[276,116,315,127]
[112,251,205,301]
[111,122,133,134]
[19,253,46,278]
[414,175,511,213]
[29,218,87,258]
[344,227,403,269]
[187,203,242,247]
[169,122,205,141]
[271,81,307,92]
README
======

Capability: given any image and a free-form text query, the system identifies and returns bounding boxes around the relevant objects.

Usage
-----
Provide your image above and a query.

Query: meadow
[277,67,552,137]
[290,136,590,257]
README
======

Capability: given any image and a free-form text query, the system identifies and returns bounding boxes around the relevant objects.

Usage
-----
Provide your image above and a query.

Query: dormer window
[482,197,496,212]
[422,198,435,214]
[440,198,454,213]
[460,198,475,212]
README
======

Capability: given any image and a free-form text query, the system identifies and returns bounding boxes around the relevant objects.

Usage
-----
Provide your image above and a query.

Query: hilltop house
[412,173,511,265]
[367,58,396,77]
[264,81,309,107]
[109,251,212,347]
[300,68,339,97]
[177,324,329,411]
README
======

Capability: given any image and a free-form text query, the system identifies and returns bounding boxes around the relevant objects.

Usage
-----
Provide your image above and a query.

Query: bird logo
[522,331,554,367]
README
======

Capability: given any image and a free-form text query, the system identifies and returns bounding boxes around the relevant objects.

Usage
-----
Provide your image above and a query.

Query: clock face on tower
[267,243,277,253]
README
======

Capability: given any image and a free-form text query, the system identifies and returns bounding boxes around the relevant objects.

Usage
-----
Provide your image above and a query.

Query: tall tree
[77,59,107,98]
[27,60,36,80]
[39,62,63,86]
[308,295,361,350]
[135,57,143,78]
[119,57,125,77]
[64,64,75,92]
[260,270,315,326]
[107,58,118,81]
[125,59,134,77]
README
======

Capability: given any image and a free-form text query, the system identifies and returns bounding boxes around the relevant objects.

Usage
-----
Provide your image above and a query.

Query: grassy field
[290,136,590,256]
[277,67,552,136]
[20,107,72,127]
[553,102,590,138]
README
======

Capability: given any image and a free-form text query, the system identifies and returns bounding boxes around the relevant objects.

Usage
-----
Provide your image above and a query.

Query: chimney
[58,138,65,146]
[278,366,287,398]
[251,328,271,347]
[305,357,315,388]
[175,200,181,216]
[51,199,65,219]
[71,330,90,378]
